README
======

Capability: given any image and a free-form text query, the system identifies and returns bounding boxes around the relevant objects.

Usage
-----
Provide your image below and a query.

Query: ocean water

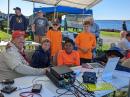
[62,20,130,31]
[95,20,130,31]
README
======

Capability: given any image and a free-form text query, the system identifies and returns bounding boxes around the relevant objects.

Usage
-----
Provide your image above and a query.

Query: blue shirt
[10,15,28,31]
[31,46,50,68]
[90,23,100,38]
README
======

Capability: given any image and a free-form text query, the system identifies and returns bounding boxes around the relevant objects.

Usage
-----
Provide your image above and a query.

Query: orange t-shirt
[57,50,80,66]
[46,30,62,56]
[75,32,96,59]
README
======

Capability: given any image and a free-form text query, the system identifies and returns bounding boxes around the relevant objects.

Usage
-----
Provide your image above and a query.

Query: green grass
[100,31,120,37]
[62,27,120,38]
[102,44,110,50]
[0,30,116,50]
[0,30,11,41]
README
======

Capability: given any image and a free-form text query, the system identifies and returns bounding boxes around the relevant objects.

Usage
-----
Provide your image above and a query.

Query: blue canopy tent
[33,6,93,30]
[33,6,93,15]
[6,0,102,33]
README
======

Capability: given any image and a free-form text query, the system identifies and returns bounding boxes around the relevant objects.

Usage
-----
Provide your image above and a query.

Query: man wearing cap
[118,33,130,51]
[10,7,28,33]
[93,47,124,65]
[93,46,130,72]
[0,31,47,81]
[32,10,49,43]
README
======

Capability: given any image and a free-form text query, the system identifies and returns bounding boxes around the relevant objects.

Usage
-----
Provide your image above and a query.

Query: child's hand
[6,43,12,49]
[81,48,88,53]
[82,63,93,69]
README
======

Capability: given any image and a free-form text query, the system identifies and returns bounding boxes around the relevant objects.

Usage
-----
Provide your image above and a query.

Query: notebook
[83,82,115,91]
[101,57,120,82]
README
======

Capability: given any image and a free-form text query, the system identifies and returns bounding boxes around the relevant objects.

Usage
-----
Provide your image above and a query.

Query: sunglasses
[53,24,58,26]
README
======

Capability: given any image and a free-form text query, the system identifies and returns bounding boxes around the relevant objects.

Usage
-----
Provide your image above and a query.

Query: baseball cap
[106,47,124,58]
[12,31,25,39]
[13,7,21,11]
[52,19,60,25]
[37,10,43,13]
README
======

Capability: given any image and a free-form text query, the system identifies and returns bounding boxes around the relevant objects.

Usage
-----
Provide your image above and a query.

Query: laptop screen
[102,57,120,81]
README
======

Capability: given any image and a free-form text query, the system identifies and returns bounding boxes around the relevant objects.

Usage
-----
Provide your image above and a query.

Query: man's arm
[31,24,35,33]
[31,18,36,33]
[5,48,46,75]
[15,64,46,75]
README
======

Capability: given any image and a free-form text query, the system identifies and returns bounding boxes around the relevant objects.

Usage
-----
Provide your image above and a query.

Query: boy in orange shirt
[57,39,80,66]
[75,21,96,64]
[46,20,62,62]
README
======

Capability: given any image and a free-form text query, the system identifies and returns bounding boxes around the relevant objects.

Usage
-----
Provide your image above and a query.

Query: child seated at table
[57,39,80,66]
[31,38,51,68]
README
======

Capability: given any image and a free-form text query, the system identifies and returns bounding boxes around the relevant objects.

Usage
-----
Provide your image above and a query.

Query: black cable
[65,87,80,97]
[74,84,95,97]
[57,90,70,97]
[74,84,91,96]
[75,79,95,97]
[72,84,88,97]
[56,86,81,97]
[55,79,95,97]
[56,88,73,95]
[75,79,91,93]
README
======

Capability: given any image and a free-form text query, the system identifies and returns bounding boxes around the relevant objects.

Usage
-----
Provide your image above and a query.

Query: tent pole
[33,2,35,9]
[53,6,56,20]
[56,12,58,18]
[7,0,10,34]
[53,0,62,20]
[82,8,85,24]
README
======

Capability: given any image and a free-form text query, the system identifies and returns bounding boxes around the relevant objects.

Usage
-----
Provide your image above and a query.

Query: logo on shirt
[37,19,45,27]
[16,17,23,23]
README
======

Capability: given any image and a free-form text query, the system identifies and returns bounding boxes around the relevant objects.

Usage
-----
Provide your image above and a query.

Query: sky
[0,0,130,20]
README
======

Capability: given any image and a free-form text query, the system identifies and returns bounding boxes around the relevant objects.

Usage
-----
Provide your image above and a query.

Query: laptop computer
[101,57,120,82]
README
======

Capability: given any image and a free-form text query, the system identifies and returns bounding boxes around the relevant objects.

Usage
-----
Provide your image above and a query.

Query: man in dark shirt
[122,20,127,31]
[10,7,28,33]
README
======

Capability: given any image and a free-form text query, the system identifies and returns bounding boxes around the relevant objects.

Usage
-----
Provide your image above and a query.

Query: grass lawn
[102,44,110,50]
[100,31,120,37]
[1,29,120,40]
[0,30,119,50]
[0,30,11,41]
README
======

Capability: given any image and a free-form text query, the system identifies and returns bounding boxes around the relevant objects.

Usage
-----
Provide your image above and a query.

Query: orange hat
[12,31,25,39]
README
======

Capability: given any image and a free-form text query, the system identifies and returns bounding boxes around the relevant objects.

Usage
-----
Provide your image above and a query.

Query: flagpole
[7,0,10,34]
